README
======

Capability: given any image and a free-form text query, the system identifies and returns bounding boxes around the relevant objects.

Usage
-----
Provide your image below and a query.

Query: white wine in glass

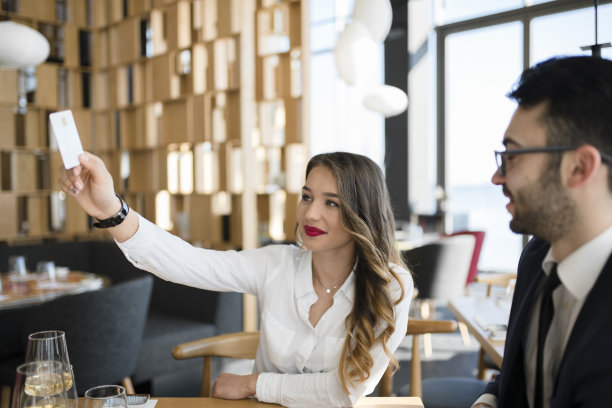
[12,361,70,408]
[24,371,64,396]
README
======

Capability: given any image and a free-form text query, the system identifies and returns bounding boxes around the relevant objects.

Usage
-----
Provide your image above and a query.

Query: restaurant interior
[0,1,610,407]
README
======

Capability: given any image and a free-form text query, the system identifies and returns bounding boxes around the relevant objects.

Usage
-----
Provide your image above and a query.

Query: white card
[49,110,84,169]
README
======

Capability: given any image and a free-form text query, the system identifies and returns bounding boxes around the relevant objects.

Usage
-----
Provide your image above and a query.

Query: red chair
[447,230,485,285]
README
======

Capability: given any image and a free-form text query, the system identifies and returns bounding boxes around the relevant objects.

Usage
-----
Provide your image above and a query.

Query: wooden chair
[173,319,479,402]
[475,272,517,298]
[172,331,260,397]
[175,319,458,399]
[380,318,488,408]
[378,318,458,398]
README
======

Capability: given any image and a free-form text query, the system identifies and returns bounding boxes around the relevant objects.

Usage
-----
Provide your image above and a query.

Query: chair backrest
[402,234,475,301]
[20,275,153,394]
[172,331,260,397]
[378,318,458,398]
[446,230,485,285]
[174,322,460,399]
[475,272,517,297]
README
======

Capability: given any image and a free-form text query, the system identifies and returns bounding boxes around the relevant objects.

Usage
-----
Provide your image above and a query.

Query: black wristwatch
[92,195,129,228]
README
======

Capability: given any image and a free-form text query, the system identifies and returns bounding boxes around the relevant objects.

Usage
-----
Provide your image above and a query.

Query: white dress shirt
[474,225,612,408]
[117,214,414,407]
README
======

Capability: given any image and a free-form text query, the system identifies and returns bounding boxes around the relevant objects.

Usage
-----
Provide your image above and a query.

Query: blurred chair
[446,230,486,286]
[402,234,475,355]
[0,275,153,395]
[380,318,487,408]
[172,331,260,397]
[402,234,475,303]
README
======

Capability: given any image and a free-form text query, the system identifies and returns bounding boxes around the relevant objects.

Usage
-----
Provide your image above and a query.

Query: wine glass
[25,331,78,408]
[83,385,129,408]
[12,361,70,408]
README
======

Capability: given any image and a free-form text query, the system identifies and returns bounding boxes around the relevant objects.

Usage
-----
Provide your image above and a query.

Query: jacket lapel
[500,239,549,407]
[552,253,612,393]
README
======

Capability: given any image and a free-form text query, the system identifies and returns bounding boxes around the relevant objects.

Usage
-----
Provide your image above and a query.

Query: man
[473,56,612,408]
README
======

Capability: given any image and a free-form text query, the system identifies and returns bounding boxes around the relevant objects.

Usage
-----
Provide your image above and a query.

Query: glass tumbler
[8,255,27,276]
[83,385,129,408]
[36,261,56,281]
[25,331,78,408]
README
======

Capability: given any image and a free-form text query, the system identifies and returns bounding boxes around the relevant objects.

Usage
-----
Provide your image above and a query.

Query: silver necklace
[313,273,340,294]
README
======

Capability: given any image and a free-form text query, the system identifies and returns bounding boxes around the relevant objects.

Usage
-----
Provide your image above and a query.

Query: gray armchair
[2,275,153,394]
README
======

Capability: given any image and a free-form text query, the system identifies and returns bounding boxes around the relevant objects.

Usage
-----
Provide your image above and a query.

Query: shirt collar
[295,250,313,298]
[541,225,612,301]
[338,271,355,303]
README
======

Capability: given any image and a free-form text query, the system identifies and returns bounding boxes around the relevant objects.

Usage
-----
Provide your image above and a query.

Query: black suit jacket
[484,237,612,407]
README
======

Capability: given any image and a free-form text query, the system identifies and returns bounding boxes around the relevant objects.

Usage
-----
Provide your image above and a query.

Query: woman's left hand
[212,373,258,399]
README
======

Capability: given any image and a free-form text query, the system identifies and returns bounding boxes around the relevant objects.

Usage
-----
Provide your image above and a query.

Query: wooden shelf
[0,0,310,284]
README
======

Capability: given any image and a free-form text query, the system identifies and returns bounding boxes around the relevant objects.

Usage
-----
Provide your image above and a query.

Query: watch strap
[92,195,129,228]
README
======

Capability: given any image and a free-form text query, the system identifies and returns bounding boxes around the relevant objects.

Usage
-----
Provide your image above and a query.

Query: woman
[59,151,413,407]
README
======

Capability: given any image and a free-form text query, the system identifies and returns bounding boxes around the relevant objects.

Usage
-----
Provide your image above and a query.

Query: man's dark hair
[507,56,612,190]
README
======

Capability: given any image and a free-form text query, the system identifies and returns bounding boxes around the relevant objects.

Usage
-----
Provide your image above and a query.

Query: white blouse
[117,214,414,407]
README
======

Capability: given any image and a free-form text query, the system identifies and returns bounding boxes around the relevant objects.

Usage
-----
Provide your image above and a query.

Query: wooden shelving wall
[0,0,309,252]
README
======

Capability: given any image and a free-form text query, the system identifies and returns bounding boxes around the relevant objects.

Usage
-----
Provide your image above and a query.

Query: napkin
[129,400,157,408]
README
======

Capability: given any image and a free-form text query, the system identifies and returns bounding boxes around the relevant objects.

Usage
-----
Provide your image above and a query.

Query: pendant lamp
[0,21,50,69]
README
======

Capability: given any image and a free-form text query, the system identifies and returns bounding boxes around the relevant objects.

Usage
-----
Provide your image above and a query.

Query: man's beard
[507,164,576,242]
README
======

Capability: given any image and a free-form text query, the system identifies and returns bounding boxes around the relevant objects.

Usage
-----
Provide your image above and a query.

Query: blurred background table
[0,270,107,310]
[448,296,510,378]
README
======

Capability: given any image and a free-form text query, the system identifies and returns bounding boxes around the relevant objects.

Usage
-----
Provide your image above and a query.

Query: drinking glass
[12,361,70,408]
[36,261,56,281]
[25,331,78,408]
[83,385,128,408]
[8,255,27,276]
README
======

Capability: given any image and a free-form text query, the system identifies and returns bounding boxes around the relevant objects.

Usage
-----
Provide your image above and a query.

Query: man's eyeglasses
[494,146,612,177]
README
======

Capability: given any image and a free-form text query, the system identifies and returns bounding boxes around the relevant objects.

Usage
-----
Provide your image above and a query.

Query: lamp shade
[363,85,408,117]
[334,20,378,86]
[0,22,50,69]
[352,0,393,43]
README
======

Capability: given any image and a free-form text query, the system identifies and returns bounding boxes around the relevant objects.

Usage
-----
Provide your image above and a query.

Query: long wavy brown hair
[305,152,407,393]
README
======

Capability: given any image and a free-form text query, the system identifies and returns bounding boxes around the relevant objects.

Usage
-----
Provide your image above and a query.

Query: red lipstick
[304,225,326,237]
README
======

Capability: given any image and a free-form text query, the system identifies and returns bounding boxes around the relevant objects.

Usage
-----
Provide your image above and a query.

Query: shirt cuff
[255,372,285,404]
[472,393,497,408]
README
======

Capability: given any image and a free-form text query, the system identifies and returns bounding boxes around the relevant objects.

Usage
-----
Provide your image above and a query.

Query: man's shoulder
[523,236,550,254]
[517,237,550,269]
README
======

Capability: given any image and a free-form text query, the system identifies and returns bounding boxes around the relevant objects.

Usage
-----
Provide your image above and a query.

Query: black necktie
[534,265,561,408]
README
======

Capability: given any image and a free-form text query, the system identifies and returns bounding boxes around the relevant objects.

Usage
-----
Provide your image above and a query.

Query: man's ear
[566,145,602,188]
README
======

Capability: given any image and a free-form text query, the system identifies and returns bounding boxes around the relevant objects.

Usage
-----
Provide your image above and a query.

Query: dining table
[118,397,425,408]
[0,270,107,310]
[447,295,511,375]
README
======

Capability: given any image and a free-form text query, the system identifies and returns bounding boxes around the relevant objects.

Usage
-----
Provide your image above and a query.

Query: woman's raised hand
[57,152,121,220]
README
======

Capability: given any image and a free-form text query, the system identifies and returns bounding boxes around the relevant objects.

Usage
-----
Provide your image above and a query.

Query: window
[410,0,612,272]
[445,23,523,272]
